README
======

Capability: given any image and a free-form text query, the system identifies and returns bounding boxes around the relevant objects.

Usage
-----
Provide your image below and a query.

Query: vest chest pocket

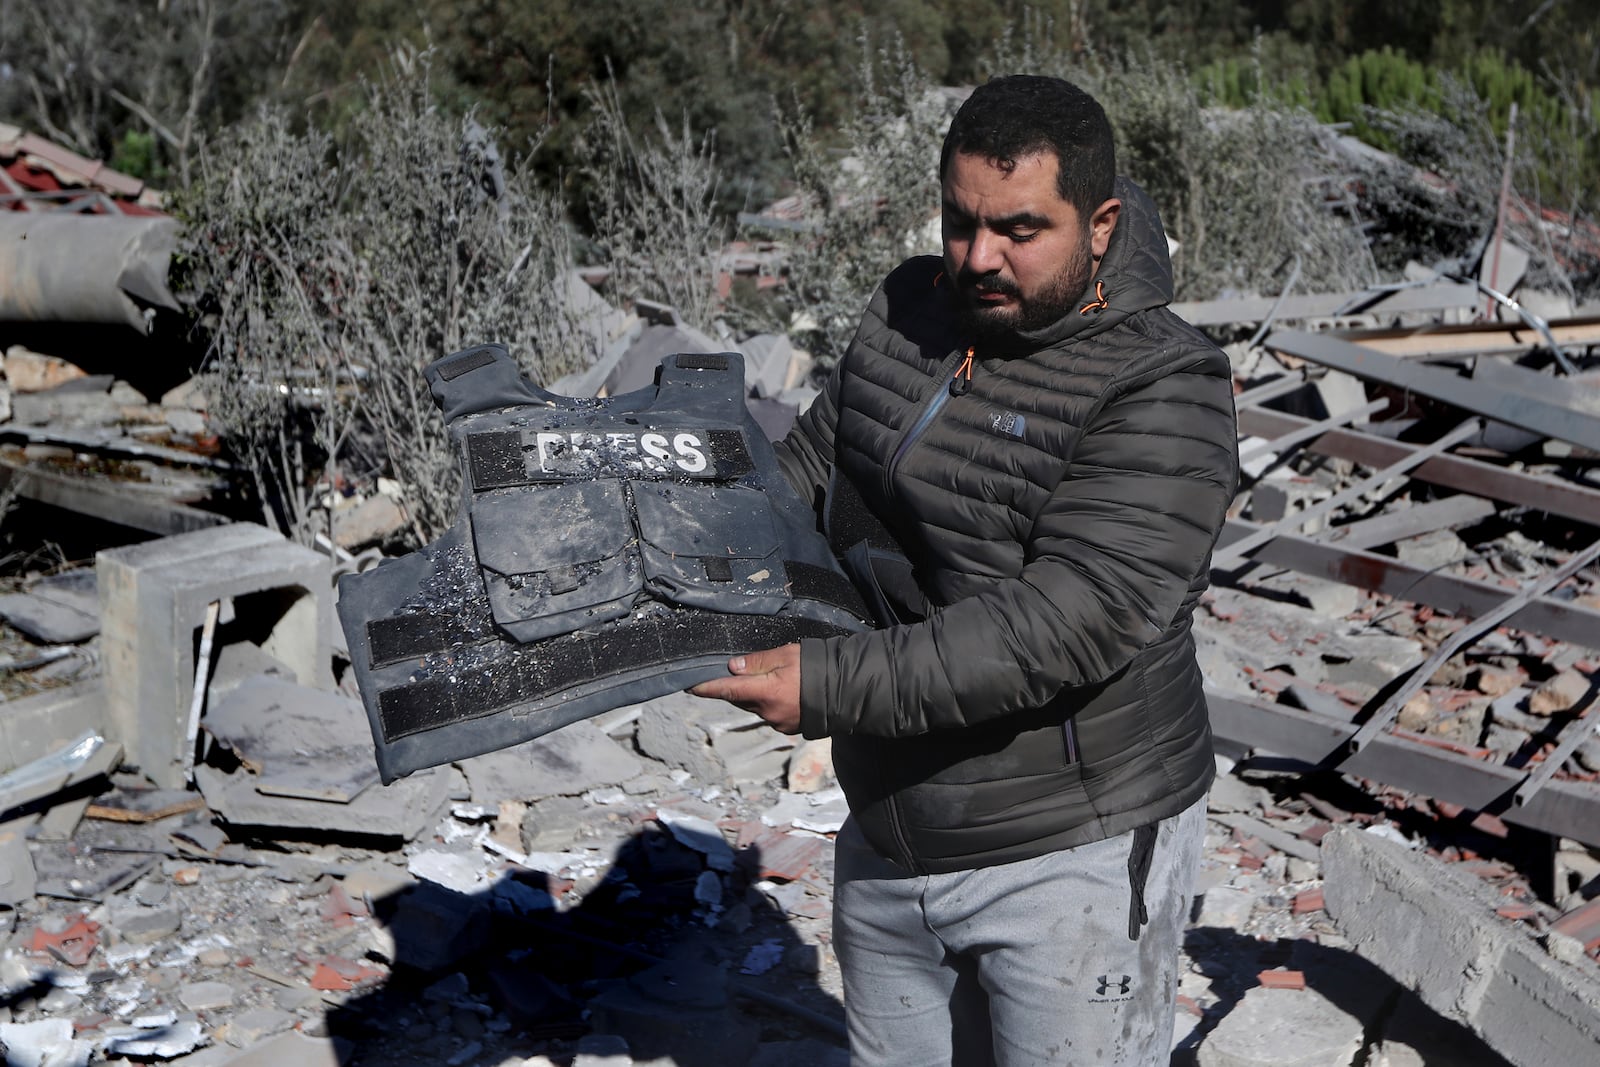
[469,480,643,642]
[632,483,788,614]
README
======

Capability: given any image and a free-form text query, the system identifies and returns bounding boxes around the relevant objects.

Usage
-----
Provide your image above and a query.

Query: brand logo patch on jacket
[988,411,1026,438]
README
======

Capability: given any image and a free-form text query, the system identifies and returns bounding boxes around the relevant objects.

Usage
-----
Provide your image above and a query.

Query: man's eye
[1009,229,1039,242]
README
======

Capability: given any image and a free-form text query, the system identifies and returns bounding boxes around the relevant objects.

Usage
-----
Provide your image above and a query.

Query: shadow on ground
[327,827,844,1066]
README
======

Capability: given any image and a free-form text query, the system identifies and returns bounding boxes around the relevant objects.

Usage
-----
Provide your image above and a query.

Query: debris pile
[4,123,1600,1066]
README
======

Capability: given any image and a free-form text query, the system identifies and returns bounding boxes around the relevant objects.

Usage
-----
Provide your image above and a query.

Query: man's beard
[951,236,1093,353]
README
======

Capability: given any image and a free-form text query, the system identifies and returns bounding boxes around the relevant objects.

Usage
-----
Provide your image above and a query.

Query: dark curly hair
[939,75,1116,219]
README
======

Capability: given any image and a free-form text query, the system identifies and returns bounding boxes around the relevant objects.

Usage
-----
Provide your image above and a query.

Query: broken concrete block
[0,568,100,643]
[1197,986,1364,1067]
[2,346,87,392]
[0,1018,92,1067]
[203,678,380,804]
[98,523,333,788]
[331,493,407,550]
[1196,885,1257,929]
[219,1007,295,1047]
[178,980,236,1012]
[1322,825,1600,1067]
[1395,529,1466,571]
[0,828,35,905]
[635,692,753,782]
[101,1013,206,1058]
[193,760,446,842]
[114,903,183,944]
[1528,669,1593,716]
[458,719,641,803]
[786,738,834,794]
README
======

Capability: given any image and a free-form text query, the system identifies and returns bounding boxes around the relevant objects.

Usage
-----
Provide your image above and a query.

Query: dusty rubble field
[6,665,1586,1067]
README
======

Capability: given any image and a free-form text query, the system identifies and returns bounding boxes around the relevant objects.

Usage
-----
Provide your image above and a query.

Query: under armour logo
[1095,974,1132,996]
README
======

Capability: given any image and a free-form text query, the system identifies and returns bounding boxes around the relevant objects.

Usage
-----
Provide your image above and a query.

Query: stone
[115,904,183,944]
[1207,774,1271,814]
[1528,669,1593,716]
[2,347,87,392]
[219,1004,294,1049]
[1197,986,1364,1067]
[331,493,407,550]
[1196,885,1257,930]
[178,980,236,1012]
[160,378,210,410]
[1395,529,1467,571]
[635,691,752,781]
[786,738,834,793]
[98,524,333,788]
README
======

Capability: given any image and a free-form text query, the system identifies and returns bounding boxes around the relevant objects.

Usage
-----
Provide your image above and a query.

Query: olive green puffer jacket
[777,178,1238,874]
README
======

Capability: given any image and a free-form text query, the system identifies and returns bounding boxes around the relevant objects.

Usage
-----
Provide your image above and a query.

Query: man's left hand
[689,643,803,734]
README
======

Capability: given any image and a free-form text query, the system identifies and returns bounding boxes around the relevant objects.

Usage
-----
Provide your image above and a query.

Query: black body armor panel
[338,345,869,782]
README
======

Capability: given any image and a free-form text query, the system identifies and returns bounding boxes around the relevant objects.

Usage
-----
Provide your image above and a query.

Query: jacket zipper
[882,348,975,501]
[1063,718,1079,763]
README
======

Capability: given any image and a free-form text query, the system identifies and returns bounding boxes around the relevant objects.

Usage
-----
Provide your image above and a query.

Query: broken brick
[320,883,369,928]
[1257,969,1307,990]
[309,954,385,991]
[28,914,100,967]
[1551,898,1600,953]
[1292,889,1325,915]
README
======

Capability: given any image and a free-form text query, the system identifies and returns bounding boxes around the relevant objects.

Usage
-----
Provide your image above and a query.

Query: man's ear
[1089,198,1121,260]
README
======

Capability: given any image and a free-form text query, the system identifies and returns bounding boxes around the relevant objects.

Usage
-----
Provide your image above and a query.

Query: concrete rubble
[5,129,1600,1063]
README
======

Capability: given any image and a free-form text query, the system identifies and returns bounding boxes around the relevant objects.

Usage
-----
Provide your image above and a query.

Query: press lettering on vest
[527,429,711,477]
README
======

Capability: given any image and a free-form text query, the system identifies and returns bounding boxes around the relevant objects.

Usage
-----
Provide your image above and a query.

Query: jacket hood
[1002,176,1176,352]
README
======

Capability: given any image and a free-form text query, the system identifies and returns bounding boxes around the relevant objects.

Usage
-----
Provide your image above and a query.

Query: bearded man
[694,75,1238,1065]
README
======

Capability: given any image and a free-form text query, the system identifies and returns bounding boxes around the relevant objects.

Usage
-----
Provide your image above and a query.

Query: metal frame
[1206,688,1600,849]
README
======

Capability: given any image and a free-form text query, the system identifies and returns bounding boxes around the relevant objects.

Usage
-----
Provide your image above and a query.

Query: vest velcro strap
[784,559,873,624]
[367,613,472,668]
[374,612,853,742]
[434,346,499,381]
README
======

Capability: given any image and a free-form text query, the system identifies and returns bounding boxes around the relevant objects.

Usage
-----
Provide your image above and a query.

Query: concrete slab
[0,682,107,773]
[1197,986,1364,1067]
[194,760,447,842]
[457,719,642,803]
[98,523,332,788]
[1322,825,1600,1067]
[203,678,380,803]
[0,574,99,643]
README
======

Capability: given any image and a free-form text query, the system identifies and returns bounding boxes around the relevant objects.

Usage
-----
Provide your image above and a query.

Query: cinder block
[1322,826,1600,1067]
[97,523,332,788]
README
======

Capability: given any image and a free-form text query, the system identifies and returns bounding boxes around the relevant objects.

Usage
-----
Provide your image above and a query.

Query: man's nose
[965,230,1005,275]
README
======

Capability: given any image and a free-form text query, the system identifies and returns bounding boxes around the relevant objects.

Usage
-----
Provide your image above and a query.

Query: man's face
[941,150,1118,349]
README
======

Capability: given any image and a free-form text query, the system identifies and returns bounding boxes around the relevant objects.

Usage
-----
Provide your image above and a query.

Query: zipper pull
[949,348,974,396]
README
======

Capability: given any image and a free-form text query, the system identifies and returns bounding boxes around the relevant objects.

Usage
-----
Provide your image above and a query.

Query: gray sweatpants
[833,796,1206,1066]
